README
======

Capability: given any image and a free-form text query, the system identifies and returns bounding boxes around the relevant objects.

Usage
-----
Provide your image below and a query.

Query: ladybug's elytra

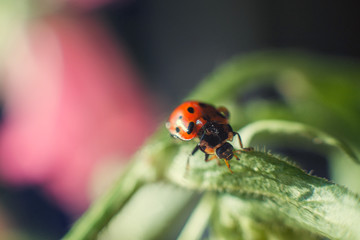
[166,101,252,173]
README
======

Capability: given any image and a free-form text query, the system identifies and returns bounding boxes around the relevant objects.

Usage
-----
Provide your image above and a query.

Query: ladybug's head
[216,142,234,160]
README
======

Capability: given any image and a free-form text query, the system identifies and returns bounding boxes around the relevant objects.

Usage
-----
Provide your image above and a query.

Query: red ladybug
[166,101,252,173]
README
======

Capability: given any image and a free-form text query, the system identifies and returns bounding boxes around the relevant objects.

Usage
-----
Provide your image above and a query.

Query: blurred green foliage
[64,52,360,240]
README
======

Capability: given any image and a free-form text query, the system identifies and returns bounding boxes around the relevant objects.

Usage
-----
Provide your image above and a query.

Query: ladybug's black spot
[187,122,195,134]
[175,127,180,133]
[187,107,194,113]
[179,115,183,119]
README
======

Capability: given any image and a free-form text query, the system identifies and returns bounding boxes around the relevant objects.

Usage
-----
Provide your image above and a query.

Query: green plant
[63,51,360,240]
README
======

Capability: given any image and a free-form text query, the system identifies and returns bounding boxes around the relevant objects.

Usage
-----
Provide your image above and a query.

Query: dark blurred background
[100,0,360,101]
[0,0,359,239]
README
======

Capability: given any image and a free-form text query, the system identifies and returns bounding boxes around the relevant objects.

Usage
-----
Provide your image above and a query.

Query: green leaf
[167,149,360,239]
[211,194,321,240]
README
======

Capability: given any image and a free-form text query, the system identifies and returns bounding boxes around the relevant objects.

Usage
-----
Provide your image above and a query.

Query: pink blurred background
[0,0,158,238]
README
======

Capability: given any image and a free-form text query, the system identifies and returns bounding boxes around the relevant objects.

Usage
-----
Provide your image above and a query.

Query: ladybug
[166,101,252,173]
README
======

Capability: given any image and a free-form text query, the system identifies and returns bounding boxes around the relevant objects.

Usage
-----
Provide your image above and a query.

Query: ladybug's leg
[187,145,200,170]
[191,144,200,155]
[223,159,233,173]
[233,132,244,148]
[216,106,230,119]
[205,154,221,165]
[233,132,253,151]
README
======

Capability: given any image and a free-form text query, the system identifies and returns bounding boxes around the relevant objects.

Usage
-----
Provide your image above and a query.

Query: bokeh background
[0,0,359,239]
